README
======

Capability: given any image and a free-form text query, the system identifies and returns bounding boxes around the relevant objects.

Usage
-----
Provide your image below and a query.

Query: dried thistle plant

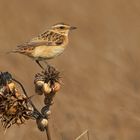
[0,66,89,140]
[0,72,33,130]
[0,65,62,140]
[34,65,61,119]
[34,65,61,136]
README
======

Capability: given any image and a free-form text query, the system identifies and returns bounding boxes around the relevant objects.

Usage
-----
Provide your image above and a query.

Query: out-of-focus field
[0,0,140,139]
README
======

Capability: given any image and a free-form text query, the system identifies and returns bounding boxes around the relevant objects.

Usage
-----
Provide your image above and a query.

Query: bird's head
[50,23,77,35]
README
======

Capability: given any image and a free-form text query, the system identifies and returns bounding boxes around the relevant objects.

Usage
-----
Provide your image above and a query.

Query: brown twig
[45,125,51,140]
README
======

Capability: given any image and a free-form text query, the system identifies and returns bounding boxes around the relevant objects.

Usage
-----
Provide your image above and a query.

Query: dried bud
[43,83,52,95]
[36,118,48,131]
[52,82,61,93]
[44,110,51,117]
[36,80,44,87]
[41,106,51,117]
[44,97,54,105]
[35,80,44,95]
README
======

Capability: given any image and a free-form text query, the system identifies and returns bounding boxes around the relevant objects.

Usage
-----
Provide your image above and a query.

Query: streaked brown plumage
[11,23,76,69]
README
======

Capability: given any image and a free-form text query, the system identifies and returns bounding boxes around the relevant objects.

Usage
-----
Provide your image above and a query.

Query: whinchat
[11,23,76,69]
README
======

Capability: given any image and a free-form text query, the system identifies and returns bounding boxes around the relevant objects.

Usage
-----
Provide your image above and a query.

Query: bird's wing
[17,40,56,48]
[13,31,65,53]
[13,40,57,53]
[30,30,50,42]
[29,30,65,46]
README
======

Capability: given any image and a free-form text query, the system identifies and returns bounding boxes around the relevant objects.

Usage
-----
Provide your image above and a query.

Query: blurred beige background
[0,0,140,139]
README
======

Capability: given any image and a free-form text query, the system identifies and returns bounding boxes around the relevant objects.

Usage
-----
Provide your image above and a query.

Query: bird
[10,23,77,69]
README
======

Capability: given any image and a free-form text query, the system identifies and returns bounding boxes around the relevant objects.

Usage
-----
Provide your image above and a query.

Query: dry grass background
[0,0,140,139]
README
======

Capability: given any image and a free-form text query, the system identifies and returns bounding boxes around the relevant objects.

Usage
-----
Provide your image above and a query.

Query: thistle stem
[45,125,51,140]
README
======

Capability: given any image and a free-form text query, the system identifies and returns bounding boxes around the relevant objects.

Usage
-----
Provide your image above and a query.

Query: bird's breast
[32,45,65,60]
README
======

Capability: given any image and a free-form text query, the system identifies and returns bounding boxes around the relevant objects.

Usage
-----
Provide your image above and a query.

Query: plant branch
[75,130,89,140]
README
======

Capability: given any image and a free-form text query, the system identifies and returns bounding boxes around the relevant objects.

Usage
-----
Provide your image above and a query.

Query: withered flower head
[0,72,33,129]
[34,65,61,96]
[35,65,60,84]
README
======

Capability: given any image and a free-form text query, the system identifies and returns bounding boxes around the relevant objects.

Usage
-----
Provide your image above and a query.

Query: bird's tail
[0,49,19,58]
[0,50,15,57]
[6,50,19,55]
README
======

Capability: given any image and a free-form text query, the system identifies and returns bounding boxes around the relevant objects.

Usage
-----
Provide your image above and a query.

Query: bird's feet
[36,60,45,70]
[35,60,49,70]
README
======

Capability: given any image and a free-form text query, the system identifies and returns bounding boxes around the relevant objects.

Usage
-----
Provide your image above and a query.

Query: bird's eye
[59,26,65,29]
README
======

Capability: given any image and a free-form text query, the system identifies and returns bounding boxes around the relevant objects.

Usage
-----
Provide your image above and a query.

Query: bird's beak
[70,26,77,30]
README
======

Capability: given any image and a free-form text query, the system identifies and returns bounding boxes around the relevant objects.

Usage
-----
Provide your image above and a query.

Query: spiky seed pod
[36,118,48,131]
[0,72,34,129]
[52,82,61,93]
[35,80,45,95]
[43,83,52,95]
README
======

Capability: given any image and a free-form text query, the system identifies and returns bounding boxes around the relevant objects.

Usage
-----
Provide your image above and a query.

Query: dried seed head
[0,72,33,129]
[34,65,62,105]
